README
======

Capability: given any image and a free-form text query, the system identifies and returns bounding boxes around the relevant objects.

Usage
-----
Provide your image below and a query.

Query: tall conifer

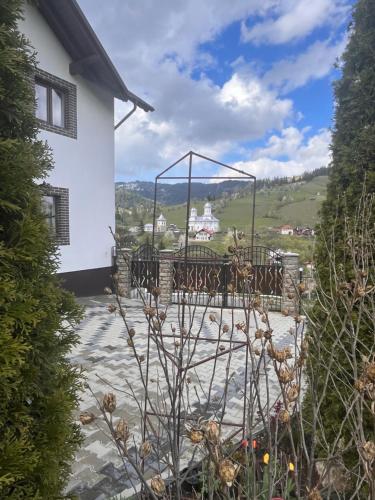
[0,2,82,497]
[307,0,375,473]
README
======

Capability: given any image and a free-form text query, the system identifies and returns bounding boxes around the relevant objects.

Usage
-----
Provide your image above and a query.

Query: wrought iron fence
[131,244,159,298]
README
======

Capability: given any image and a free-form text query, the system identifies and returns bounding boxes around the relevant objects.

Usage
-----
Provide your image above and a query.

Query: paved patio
[66,295,296,500]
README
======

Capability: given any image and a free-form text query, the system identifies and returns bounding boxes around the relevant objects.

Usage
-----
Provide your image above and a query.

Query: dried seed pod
[150,475,166,497]
[219,459,238,486]
[287,292,294,299]
[159,311,167,321]
[204,420,220,443]
[127,338,134,347]
[354,378,366,392]
[307,488,322,500]
[287,384,300,402]
[115,417,130,443]
[152,287,161,298]
[128,328,135,338]
[278,367,294,384]
[209,313,217,322]
[294,315,302,323]
[174,340,180,347]
[186,376,192,384]
[104,287,112,295]
[281,308,289,316]
[298,282,306,293]
[139,440,152,459]
[103,393,116,413]
[219,345,226,352]
[365,363,375,382]
[79,412,96,425]
[117,286,126,297]
[254,347,261,356]
[181,327,187,336]
[143,306,156,317]
[355,286,366,297]
[228,245,236,254]
[187,428,204,444]
[139,355,145,362]
[279,409,290,424]
[171,326,176,333]
[255,329,264,339]
[362,441,375,462]
[222,324,230,333]
[107,304,117,313]
[264,329,273,340]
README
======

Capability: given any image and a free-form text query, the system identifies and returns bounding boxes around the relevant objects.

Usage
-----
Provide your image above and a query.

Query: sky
[78,0,354,182]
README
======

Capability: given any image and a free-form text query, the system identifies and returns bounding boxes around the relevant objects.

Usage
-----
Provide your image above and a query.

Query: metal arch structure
[141,152,257,484]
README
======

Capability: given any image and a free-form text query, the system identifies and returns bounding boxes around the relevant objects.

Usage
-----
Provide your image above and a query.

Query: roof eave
[37,0,154,113]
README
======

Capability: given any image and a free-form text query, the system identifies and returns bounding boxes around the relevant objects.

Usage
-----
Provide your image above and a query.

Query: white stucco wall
[19,3,115,273]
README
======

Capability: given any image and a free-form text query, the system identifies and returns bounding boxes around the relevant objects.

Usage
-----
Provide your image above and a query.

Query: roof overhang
[37,0,154,112]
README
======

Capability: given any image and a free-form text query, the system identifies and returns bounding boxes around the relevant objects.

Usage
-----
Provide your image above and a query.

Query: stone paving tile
[66,296,296,499]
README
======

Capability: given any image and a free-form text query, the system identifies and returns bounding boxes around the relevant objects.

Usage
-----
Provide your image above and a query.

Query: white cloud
[217,127,331,179]
[263,37,347,93]
[241,0,350,45]
[76,0,342,180]
[114,67,293,177]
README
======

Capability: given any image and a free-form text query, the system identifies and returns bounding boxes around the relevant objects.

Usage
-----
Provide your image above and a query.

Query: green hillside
[116,175,328,260]
[158,176,327,232]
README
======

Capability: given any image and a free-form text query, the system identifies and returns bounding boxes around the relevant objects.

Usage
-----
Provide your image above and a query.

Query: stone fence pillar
[116,247,132,299]
[159,249,174,305]
[281,252,300,315]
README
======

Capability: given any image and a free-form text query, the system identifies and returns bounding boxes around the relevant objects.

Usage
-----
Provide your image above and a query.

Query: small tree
[307,0,375,476]
[0,2,82,497]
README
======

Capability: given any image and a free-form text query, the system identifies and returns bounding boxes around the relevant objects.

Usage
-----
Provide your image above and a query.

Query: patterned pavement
[66,295,296,500]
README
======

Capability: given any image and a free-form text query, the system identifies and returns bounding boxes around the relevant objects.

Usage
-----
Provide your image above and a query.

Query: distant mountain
[115,179,247,206]
[115,166,330,207]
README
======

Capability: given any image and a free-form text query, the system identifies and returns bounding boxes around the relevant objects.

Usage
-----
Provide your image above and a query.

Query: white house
[19,0,153,295]
[156,214,167,232]
[144,223,154,233]
[188,202,219,233]
[280,225,294,236]
[194,228,214,241]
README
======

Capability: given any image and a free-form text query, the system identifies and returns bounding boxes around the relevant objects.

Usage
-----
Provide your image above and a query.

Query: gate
[131,244,159,297]
[172,245,283,311]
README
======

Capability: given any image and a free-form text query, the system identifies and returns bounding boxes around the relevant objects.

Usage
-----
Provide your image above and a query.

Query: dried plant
[80,195,374,499]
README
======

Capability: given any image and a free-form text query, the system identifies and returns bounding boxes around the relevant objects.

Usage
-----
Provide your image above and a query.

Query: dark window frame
[41,185,70,246]
[34,69,77,139]
[36,81,65,128]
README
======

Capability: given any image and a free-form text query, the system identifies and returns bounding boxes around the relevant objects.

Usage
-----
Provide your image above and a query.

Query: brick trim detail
[34,68,77,139]
[42,185,70,246]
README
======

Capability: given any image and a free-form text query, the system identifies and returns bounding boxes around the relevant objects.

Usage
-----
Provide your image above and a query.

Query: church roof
[157,214,166,221]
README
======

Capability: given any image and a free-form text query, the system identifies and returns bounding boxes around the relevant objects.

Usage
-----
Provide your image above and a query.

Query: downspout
[114,101,137,130]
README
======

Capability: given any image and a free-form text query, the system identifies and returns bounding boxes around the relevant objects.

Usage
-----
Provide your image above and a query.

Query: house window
[34,69,77,139]
[35,82,65,127]
[40,186,70,246]
[42,195,57,234]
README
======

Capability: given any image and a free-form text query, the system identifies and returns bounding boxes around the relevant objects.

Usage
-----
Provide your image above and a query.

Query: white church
[188,202,220,233]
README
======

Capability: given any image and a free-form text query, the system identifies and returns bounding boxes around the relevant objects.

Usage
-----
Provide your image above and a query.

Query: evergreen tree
[306,0,375,470]
[0,2,83,497]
